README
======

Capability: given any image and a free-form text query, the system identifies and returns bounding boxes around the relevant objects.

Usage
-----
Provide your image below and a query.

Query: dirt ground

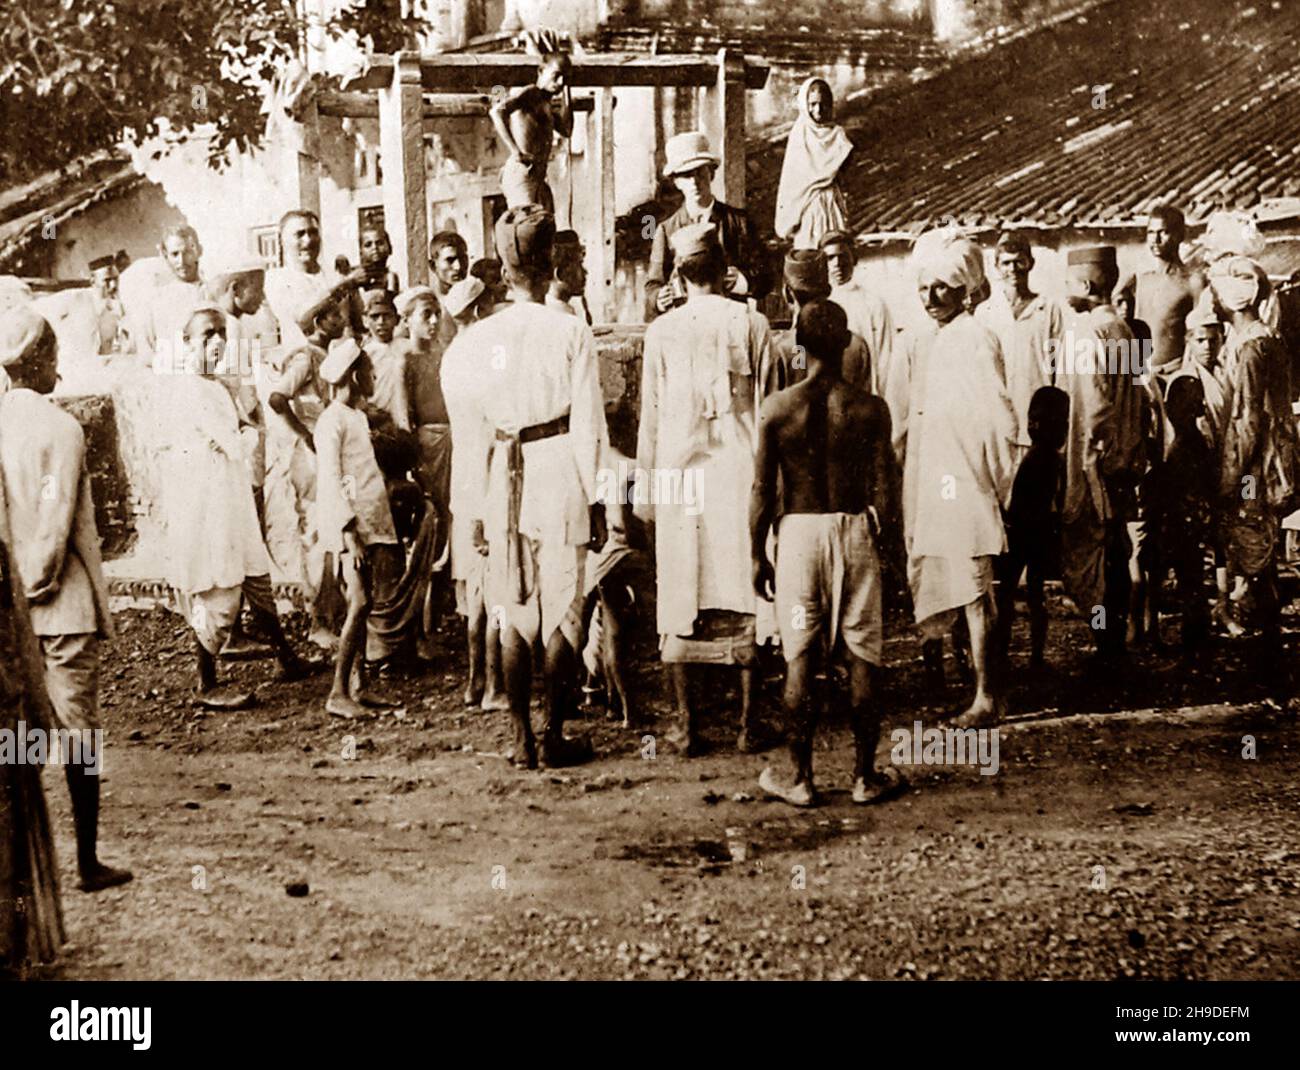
[30,586,1300,980]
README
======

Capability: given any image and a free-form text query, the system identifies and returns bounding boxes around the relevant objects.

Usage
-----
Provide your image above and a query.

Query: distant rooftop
[747,0,1300,238]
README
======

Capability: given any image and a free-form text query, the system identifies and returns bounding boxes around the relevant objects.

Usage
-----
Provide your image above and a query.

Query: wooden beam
[347,52,769,92]
[379,54,429,287]
[593,88,617,323]
[317,90,594,120]
[714,49,748,208]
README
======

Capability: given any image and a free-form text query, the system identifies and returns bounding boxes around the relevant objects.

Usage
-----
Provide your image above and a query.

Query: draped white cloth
[775,79,853,249]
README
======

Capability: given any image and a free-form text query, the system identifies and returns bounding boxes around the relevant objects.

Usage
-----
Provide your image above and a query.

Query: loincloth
[775,512,882,665]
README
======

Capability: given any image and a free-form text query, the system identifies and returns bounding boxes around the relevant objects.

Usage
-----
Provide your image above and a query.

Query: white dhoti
[908,554,996,639]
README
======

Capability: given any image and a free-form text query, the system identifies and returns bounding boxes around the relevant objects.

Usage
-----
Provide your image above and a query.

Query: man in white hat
[636,221,779,755]
[644,131,772,321]
[902,230,1018,726]
[0,308,131,891]
[441,204,608,768]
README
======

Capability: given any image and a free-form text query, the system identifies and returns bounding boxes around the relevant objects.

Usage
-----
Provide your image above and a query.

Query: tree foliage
[0,1,431,186]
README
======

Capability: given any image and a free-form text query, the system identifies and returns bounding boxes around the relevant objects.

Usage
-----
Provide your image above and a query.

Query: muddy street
[22,593,1295,981]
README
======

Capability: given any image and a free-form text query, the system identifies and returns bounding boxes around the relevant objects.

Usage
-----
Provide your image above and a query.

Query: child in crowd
[1161,374,1215,649]
[994,385,1069,674]
[314,339,401,718]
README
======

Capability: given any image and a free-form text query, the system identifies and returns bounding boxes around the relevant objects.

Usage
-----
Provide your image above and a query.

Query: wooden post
[714,49,747,208]
[295,93,321,219]
[593,88,617,323]
[379,52,429,287]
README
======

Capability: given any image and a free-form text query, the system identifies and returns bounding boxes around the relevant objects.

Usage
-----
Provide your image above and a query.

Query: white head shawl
[774,78,854,241]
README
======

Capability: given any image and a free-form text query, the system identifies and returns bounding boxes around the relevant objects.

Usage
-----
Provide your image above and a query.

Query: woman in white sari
[775,79,854,250]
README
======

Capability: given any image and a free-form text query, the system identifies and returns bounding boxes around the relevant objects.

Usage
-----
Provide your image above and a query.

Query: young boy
[1162,374,1215,648]
[360,289,410,431]
[314,339,401,718]
[359,225,402,294]
[994,386,1069,675]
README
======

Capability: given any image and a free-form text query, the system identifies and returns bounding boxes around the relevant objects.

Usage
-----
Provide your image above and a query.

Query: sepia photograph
[0,0,1296,1047]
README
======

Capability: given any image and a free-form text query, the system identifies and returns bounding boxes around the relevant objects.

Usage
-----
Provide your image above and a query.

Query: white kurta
[976,290,1065,446]
[163,374,270,593]
[143,277,205,373]
[265,267,333,353]
[636,294,774,636]
[902,313,1018,625]
[831,279,896,399]
[450,303,607,547]
[0,389,114,639]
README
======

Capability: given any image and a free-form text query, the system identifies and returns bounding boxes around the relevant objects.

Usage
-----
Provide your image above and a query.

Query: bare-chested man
[751,299,901,807]
[1115,204,1198,381]
[490,53,573,212]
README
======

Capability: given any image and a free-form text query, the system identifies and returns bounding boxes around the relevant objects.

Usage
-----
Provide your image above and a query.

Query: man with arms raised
[751,299,900,806]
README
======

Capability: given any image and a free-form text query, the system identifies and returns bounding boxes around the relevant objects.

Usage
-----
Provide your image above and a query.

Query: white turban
[911,229,986,295]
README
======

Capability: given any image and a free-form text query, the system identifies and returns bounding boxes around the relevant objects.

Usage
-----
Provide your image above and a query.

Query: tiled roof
[747,0,1300,237]
[0,153,141,274]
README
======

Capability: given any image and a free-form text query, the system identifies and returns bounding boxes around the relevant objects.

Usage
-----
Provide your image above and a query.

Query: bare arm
[749,402,781,601]
[552,86,574,139]
[268,392,315,452]
[490,88,531,160]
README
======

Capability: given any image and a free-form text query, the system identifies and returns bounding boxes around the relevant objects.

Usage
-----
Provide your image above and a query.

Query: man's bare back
[761,379,893,519]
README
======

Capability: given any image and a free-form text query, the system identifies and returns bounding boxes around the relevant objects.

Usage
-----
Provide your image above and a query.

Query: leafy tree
[0,0,431,185]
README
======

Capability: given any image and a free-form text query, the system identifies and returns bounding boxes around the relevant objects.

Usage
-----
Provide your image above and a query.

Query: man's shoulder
[1,389,77,443]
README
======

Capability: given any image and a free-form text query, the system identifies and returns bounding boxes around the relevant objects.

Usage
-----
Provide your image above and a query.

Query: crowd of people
[0,100,1297,937]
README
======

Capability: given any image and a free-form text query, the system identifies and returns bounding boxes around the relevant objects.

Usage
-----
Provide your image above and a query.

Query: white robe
[163,374,270,593]
[636,294,775,636]
[901,313,1018,625]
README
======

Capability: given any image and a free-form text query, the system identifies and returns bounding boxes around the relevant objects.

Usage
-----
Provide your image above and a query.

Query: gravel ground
[27,587,1300,980]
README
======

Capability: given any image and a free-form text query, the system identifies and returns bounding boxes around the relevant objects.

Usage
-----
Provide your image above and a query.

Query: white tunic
[635,294,774,636]
[163,374,270,593]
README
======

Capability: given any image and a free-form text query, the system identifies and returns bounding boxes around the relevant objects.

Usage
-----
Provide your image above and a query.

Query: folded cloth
[775,512,882,665]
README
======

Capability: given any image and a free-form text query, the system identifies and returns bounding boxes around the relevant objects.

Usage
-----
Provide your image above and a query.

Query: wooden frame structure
[295,50,769,322]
